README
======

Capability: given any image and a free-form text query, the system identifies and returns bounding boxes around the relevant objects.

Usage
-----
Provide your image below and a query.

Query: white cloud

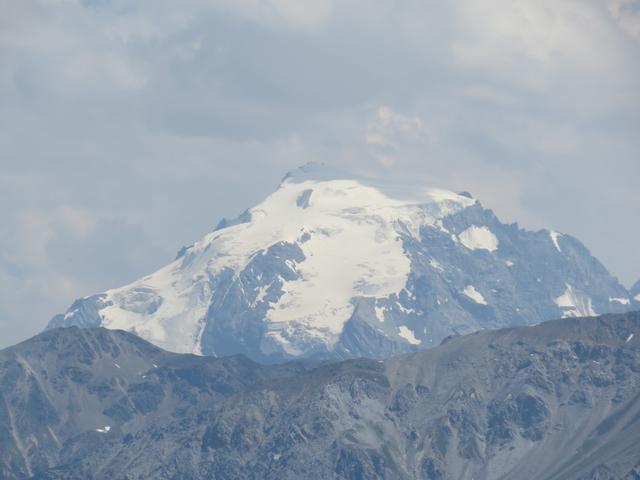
[202,0,333,33]
[607,0,640,39]
[58,206,97,237]
[366,106,431,167]
[452,0,630,89]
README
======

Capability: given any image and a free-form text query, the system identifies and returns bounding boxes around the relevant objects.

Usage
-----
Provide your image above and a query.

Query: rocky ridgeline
[2,311,639,479]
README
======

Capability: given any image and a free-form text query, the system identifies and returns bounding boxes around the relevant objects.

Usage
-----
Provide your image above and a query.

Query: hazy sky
[1,0,639,348]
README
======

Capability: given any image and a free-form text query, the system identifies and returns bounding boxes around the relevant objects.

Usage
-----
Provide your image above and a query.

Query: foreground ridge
[3,311,640,479]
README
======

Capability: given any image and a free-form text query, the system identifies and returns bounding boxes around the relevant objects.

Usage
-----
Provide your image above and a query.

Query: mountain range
[2,312,639,479]
[48,163,637,362]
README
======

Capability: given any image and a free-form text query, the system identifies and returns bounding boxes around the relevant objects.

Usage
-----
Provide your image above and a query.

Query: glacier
[48,163,637,362]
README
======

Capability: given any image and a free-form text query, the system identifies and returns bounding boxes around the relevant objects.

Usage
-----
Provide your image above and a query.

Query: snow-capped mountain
[48,163,637,362]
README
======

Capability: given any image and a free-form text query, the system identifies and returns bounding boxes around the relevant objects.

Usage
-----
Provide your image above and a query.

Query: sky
[1,0,639,348]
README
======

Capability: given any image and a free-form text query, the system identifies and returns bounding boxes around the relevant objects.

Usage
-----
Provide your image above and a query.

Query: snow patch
[505,260,514,267]
[463,285,487,305]
[253,284,270,307]
[375,305,386,323]
[609,297,630,305]
[554,284,596,318]
[549,230,562,252]
[429,258,444,272]
[398,326,421,345]
[96,426,111,433]
[396,301,416,315]
[458,225,498,252]
[100,262,213,355]
[626,333,634,343]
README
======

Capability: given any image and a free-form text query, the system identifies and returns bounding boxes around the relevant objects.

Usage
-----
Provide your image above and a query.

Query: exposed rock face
[48,163,636,362]
[3,312,640,479]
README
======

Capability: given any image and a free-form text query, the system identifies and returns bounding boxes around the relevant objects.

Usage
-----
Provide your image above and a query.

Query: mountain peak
[48,166,635,362]
[280,162,477,210]
[281,162,353,183]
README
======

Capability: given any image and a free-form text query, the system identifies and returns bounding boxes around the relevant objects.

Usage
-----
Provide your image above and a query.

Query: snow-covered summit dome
[49,165,635,362]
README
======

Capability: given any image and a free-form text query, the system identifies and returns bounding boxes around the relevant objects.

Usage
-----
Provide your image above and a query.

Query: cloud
[453,1,623,71]
[366,106,431,167]
[205,0,334,33]
[0,204,170,347]
[607,0,640,39]
[0,0,638,347]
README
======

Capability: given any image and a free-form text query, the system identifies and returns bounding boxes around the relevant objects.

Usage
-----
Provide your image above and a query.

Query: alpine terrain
[48,163,637,362]
[2,312,639,479]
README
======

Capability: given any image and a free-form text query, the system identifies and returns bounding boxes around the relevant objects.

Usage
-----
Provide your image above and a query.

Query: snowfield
[49,163,636,361]
[93,165,476,354]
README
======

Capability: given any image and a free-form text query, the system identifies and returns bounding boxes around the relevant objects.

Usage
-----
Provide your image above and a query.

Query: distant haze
[1,0,639,348]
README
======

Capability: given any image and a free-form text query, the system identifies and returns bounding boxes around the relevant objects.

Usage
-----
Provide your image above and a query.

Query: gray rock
[3,312,640,479]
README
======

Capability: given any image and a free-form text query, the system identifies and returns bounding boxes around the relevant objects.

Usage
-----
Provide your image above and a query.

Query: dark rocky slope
[2,312,640,479]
